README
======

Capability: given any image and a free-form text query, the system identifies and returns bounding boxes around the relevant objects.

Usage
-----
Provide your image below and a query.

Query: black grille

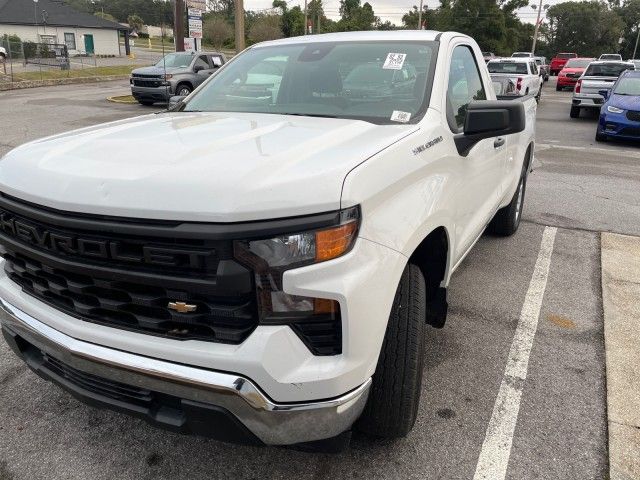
[620,126,640,136]
[133,79,163,88]
[43,352,153,407]
[291,318,342,356]
[626,110,640,122]
[0,194,257,344]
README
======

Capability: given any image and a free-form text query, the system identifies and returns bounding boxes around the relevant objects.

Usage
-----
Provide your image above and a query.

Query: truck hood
[0,112,417,222]
[131,65,187,76]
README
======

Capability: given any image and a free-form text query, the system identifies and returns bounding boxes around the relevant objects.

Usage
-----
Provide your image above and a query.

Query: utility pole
[417,0,423,30]
[175,0,185,51]
[633,24,640,59]
[304,0,308,35]
[531,0,544,54]
[235,0,245,52]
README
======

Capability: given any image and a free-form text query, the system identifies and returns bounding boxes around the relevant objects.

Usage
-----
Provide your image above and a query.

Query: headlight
[234,207,359,317]
[607,105,624,114]
[164,74,173,80]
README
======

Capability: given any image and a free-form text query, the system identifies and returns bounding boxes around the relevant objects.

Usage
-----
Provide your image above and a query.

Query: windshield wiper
[281,112,339,119]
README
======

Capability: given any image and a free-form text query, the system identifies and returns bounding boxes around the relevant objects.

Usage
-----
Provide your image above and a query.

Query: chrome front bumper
[0,298,370,446]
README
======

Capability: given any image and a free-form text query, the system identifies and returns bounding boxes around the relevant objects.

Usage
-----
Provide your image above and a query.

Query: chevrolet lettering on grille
[0,209,213,268]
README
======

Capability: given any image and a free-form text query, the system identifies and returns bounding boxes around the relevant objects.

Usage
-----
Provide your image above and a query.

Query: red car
[550,52,578,76]
[556,57,596,91]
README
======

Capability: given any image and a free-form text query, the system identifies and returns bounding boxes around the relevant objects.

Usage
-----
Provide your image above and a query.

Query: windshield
[614,76,640,95]
[183,41,437,124]
[556,53,576,59]
[155,53,193,68]
[512,53,531,58]
[488,62,528,74]
[585,63,633,77]
[600,54,621,60]
[565,59,592,68]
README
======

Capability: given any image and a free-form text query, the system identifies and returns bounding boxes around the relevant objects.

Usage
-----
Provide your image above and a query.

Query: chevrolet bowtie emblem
[168,301,197,313]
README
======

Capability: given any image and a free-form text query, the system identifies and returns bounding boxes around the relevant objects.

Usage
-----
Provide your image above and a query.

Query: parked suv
[599,53,622,61]
[130,51,226,105]
[534,56,549,81]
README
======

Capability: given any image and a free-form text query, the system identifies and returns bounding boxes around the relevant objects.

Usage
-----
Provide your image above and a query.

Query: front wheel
[176,84,192,97]
[570,106,580,118]
[595,132,607,142]
[356,263,426,438]
[556,84,562,91]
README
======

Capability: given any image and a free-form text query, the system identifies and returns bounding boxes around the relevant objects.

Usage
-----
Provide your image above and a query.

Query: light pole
[530,1,549,55]
[33,0,38,40]
[417,0,423,30]
[304,0,308,35]
[633,24,640,60]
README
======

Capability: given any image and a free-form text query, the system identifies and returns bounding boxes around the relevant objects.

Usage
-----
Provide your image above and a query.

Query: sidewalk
[601,233,640,480]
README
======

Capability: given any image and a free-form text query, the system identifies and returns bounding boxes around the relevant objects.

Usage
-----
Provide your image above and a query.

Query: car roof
[620,69,640,77]
[255,30,454,48]
[588,60,634,66]
[488,57,534,63]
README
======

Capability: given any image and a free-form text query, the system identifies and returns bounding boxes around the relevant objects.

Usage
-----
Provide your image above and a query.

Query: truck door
[445,44,505,261]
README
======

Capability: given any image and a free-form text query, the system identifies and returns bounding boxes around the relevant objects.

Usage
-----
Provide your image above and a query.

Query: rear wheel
[356,263,427,438]
[570,106,580,118]
[138,100,154,106]
[489,165,527,236]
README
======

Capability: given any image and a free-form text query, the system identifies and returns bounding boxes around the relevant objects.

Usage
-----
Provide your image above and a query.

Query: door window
[447,46,487,131]
[194,55,209,70]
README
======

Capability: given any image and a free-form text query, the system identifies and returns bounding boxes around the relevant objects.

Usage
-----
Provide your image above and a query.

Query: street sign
[188,8,203,17]
[183,37,195,52]
[188,17,202,39]
[186,0,206,10]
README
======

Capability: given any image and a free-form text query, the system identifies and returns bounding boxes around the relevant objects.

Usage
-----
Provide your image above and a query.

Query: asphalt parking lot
[0,78,639,480]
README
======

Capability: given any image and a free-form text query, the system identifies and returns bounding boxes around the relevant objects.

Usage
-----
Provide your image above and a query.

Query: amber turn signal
[315,221,358,262]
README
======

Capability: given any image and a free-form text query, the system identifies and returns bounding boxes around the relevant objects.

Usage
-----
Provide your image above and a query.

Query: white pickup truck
[488,57,542,101]
[570,60,634,118]
[0,31,536,450]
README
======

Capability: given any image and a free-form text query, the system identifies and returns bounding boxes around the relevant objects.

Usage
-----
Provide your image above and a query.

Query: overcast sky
[243,0,563,26]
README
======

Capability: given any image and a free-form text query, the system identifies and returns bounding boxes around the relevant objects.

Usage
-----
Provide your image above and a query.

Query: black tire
[356,263,426,438]
[570,106,580,118]
[595,132,607,142]
[138,100,155,106]
[176,84,192,96]
[535,88,542,103]
[489,166,527,236]
[556,84,562,91]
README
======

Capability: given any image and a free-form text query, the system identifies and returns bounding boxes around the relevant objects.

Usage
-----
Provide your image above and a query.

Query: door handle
[494,137,506,148]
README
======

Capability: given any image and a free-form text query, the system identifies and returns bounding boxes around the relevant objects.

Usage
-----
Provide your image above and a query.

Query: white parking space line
[473,226,558,480]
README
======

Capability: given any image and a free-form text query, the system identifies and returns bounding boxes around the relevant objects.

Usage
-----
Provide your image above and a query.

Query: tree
[450,0,507,54]
[249,15,283,43]
[203,16,234,49]
[273,0,305,37]
[95,11,117,22]
[544,1,624,57]
[616,0,640,58]
[337,0,378,31]
[127,14,145,32]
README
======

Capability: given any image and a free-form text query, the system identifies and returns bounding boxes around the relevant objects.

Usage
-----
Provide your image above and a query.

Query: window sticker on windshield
[391,110,411,123]
[383,53,407,70]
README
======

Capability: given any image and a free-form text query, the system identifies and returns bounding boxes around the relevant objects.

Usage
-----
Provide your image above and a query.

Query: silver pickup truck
[130,51,226,106]
[570,61,634,118]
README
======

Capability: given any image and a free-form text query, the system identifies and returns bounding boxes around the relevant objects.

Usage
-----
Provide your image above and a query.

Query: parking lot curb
[601,232,640,480]
[0,75,131,91]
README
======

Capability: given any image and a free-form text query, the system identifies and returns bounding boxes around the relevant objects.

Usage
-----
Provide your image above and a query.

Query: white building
[0,0,126,56]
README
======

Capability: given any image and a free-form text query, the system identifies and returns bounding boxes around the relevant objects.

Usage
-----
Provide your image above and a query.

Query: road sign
[188,8,203,17]
[186,0,206,10]
[188,17,202,39]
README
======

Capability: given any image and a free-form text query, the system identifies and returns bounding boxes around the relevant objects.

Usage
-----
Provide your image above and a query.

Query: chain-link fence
[0,37,137,87]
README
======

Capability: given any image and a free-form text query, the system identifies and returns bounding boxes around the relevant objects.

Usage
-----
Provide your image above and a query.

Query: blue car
[597,70,640,142]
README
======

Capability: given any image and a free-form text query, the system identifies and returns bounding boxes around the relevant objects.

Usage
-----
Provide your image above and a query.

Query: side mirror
[168,95,186,109]
[598,89,610,99]
[193,65,204,73]
[454,100,526,156]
